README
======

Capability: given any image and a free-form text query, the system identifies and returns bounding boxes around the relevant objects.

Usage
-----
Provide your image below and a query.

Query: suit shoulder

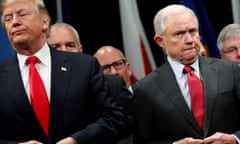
[56,50,93,59]
[105,75,124,82]
[104,75,125,86]
[134,69,159,87]
[54,50,97,63]
[201,57,237,67]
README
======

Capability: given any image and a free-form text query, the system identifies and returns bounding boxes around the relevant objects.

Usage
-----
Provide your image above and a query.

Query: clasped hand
[175,132,237,144]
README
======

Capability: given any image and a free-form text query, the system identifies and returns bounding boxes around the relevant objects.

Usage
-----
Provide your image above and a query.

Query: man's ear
[154,34,166,49]
[42,16,51,33]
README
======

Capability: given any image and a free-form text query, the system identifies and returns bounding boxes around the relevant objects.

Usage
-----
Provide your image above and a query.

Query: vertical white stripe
[119,0,156,80]
[231,0,240,23]
[56,0,63,22]
[131,0,156,70]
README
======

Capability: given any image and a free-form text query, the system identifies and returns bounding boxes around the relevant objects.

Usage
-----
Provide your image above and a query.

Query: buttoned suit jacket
[132,56,240,144]
[0,48,129,144]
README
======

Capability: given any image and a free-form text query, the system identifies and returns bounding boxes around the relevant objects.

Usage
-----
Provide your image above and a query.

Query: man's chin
[182,56,198,65]
[12,38,27,45]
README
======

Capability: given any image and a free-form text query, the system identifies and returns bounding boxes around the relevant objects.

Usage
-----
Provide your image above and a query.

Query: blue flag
[178,0,220,58]
[0,0,14,62]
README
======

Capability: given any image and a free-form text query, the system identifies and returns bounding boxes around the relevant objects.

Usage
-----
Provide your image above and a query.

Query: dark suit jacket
[0,48,129,144]
[132,57,240,144]
[104,75,134,113]
[104,75,127,104]
[104,75,134,144]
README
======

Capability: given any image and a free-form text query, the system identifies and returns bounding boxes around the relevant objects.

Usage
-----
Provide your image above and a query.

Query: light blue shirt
[167,56,201,110]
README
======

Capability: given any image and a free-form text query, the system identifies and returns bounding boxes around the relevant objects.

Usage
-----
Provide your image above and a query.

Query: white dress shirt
[17,43,51,102]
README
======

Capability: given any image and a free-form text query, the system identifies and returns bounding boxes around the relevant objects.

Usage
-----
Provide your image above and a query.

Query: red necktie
[184,65,204,129]
[27,56,49,136]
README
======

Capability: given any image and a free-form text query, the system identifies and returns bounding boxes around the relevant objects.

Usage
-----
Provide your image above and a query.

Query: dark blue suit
[0,48,129,144]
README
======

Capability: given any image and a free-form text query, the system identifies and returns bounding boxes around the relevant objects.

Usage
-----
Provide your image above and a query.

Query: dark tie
[26,56,49,136]
[183,65,204,129]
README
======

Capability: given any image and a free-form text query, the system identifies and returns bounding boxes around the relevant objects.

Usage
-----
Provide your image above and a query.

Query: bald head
[94,45,132,88]
[94,46,125,63]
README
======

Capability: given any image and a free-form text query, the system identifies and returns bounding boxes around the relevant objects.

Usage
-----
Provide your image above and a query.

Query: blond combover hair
[0,0,51,29]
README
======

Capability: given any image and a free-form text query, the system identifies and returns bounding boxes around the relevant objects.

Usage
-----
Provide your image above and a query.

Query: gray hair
[153,4,199,35]
[217,23,240,52]
[49,22,81,45]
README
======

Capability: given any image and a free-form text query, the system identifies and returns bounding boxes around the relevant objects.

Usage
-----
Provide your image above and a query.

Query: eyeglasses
[102,59,126,73]
[222,47,240,55]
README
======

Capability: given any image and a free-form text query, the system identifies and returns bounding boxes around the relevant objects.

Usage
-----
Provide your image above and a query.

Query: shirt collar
[17,43,51,69]
[167,56,200,75]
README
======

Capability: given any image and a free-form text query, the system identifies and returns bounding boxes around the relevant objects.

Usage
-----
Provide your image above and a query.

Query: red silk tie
[27,56,49,136]
[184,65,204,129]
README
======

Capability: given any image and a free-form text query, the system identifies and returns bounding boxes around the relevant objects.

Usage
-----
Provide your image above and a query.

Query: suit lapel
[157,62,202,133]
[49,49,71,137]
[0,55,43,130]
[199,57,219,137]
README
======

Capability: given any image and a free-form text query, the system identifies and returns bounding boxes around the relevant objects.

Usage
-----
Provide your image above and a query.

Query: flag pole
[231,0,240,23]
[119,0,156,80]
[56,0,63,22]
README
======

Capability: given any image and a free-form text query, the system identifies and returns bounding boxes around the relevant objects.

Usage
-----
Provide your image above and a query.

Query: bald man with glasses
[94,46,133,91]
[94,45,134,144]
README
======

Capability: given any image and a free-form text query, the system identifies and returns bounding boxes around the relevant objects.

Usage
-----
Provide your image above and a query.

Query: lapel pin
[61,66,67,72]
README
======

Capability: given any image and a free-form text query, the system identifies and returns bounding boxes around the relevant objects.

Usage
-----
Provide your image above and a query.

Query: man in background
[47,22,83,53]
[217,23,240,66]
[94,46,135,144]
[94,46,134,93]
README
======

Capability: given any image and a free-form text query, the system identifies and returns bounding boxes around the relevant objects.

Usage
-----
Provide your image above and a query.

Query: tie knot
[183,65,193,73]
[26,56,39,65]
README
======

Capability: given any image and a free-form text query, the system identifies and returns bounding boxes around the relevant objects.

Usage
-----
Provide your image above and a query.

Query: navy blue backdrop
[0,0,14,62]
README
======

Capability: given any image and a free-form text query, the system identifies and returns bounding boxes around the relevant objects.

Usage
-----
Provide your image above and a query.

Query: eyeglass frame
[102,59,127,73]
